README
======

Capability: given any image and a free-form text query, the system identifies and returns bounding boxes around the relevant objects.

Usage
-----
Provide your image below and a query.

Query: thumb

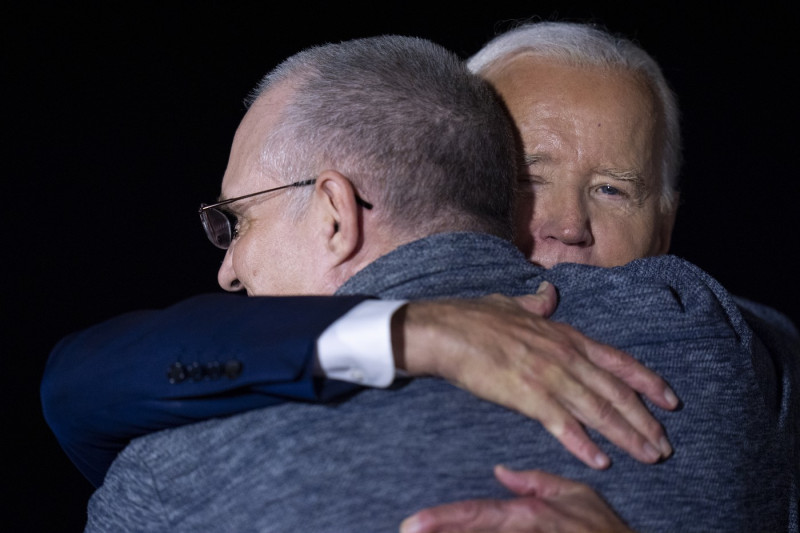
[513,281,558,317]
[494,465,576,498]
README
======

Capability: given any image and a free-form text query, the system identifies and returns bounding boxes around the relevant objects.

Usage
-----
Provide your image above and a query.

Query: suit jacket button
[167,362,186,384]
[206,361,222,379]
[224,360,243,379]
[188,362,204,381]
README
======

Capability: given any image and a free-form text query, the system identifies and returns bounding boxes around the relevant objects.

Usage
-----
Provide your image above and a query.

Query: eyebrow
[526,153,644,182]
[523,154,649,196]
[598,168,645,182]
[598,168,647,187]
[597,168,649,200]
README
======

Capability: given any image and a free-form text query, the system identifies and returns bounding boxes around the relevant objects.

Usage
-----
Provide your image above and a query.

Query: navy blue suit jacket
[41,293,369,487]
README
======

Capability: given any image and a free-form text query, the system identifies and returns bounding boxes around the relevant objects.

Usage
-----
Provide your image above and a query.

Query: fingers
[514,286,678,414]
[494,465,581,497]
[574,335,678,458]
[512,282,558,318]
[399,486,610,533]
[493,331,668,465]
[523,392,612,469]
[499,323,671,465]
[400,496,553,533]
[400,498,509,533]
[545,341,671,463]
[491,467,636,533]
[403,291,676,467]
[582,338,679,412]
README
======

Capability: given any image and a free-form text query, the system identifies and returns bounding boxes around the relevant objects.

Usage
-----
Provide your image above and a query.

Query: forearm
[41,293,368,486]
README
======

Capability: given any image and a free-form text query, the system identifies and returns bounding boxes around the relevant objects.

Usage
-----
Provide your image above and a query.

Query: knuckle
[554,344,579,364]
[642,417,665,437]
[592,397,618,423]
[608,382,636,405]
[539,337,578,364]
[541,410,567,436]
[591,344,630,368]
[559,418,587,441]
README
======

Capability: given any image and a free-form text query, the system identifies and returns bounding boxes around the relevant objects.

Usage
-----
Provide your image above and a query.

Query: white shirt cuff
[316,299,408,387]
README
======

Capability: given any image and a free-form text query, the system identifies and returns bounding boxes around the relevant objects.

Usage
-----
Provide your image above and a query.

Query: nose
[217,248,242,292]
[535,189,593,246]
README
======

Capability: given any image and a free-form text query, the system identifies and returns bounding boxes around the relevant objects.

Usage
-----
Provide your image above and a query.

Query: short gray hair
[467,21,681,213]
[247,35,520,240]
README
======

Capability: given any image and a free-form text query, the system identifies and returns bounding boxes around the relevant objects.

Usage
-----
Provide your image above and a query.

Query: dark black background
[5,2,798,530]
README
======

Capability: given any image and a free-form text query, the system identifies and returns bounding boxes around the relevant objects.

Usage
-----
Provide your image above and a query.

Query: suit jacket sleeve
[40,292,370,487]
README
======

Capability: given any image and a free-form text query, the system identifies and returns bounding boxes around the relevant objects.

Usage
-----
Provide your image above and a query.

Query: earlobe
[314,170,363,266]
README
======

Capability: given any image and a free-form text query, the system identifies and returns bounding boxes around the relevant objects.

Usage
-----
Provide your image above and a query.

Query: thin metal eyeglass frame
[198,178,373,249]
[200,179,317,213]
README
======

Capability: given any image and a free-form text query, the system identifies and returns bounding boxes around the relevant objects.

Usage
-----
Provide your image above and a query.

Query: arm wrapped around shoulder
[40,293,368,487]
[542,255,798,532]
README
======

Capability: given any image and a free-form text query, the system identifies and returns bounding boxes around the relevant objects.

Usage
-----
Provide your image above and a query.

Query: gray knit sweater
[85,233,798,532]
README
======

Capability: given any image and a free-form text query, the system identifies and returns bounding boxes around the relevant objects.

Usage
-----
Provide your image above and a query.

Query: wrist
[394,301,457,378]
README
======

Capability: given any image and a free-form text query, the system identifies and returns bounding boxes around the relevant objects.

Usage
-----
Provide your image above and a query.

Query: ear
[311,170,363,266]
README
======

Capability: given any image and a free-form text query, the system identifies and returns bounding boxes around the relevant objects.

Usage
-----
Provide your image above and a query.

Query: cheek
[594,213,659,265]
[231,234,268,284]
[238,225,310,295]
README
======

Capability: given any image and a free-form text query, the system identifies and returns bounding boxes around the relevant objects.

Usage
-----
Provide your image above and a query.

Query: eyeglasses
[198,178,373,249]
[198,179,315,249]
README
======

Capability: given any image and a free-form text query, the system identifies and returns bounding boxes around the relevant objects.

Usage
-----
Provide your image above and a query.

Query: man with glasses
[44,64,678,493]
[71,35,791,532]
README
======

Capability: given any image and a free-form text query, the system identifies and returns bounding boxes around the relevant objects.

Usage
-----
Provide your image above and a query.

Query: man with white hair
[81,34,793,532]
[405,20,798,531]
[469,20,681,269]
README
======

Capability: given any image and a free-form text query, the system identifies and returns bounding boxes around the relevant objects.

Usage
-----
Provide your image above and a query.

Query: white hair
[468,21,681,213]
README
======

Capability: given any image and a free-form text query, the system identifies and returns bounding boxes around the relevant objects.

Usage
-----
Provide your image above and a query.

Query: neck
[336,231,534,299]
[328,222,423,291]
